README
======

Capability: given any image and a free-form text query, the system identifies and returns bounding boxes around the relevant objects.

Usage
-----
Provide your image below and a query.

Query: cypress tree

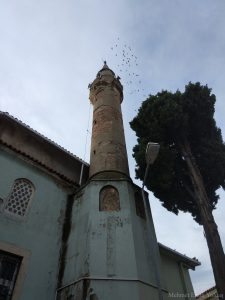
[130,82,225,295]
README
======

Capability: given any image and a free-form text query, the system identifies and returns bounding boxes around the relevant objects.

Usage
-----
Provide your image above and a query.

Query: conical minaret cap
[89,62,123,104]
[96,61,115,77]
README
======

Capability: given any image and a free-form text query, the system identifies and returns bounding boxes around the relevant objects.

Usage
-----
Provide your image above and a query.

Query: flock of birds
[108,38,147,97]
[84,39,147,160]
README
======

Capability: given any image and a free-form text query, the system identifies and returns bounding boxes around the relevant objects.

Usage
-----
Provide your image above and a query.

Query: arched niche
[99,185,120,212]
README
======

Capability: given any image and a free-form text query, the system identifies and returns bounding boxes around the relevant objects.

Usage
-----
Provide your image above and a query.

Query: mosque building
[0,63,199,300]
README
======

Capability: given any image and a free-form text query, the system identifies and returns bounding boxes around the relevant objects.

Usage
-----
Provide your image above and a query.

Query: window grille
[0,250,22,300]
[4,179,34,217]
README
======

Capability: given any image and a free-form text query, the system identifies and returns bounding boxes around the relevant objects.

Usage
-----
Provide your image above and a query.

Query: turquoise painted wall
[160,253,195,299]
[58,179,195,300]
[58,179,166,300]
[0,148,69,300]
[0,147,196,300]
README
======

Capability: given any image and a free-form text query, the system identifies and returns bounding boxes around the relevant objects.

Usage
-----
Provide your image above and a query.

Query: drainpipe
[79,163,84,186]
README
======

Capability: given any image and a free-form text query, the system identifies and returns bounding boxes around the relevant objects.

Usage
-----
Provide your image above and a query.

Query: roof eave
[0,111,90,186]
[159,242,201,270]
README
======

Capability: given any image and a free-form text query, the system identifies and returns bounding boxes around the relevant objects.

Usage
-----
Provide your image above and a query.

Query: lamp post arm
[142,163,151,190]
[141,164,164,300]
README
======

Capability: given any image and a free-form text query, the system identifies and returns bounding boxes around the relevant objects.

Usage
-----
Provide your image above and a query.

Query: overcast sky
[1,0,225,295]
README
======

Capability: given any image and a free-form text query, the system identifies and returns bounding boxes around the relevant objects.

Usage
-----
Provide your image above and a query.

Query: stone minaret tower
[89,62,129,179]
[57,63,165,300]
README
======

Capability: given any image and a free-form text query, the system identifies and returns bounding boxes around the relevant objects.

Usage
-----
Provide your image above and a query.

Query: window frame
[0,242,30,300]
[0,250,22,300]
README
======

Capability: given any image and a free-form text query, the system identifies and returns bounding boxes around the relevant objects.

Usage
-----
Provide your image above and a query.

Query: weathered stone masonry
[89,63,129,179]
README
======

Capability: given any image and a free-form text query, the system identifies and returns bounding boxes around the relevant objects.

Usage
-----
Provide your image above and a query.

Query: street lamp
[143,142,160,187]
[145,142,160,166]
[141,142,164,300]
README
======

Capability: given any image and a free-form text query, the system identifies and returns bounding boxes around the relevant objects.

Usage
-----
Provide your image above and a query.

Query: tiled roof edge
[158,242,200,268]
[196,286,217,298]
[0,111,89,167]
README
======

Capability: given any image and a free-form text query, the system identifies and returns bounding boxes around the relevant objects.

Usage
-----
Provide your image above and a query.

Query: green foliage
[130,82,225,224]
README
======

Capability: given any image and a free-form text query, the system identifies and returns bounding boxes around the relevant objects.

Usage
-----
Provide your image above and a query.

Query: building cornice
[158,242,201,270]
[0,112,89,186]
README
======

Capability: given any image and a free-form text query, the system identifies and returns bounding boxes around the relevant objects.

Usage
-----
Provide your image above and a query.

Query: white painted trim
[0,241,31,300]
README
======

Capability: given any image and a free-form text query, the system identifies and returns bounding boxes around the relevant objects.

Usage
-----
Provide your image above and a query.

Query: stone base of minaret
[56,179,167,300]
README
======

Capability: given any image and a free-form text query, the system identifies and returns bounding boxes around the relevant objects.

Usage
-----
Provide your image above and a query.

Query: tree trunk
[180,140,225,297]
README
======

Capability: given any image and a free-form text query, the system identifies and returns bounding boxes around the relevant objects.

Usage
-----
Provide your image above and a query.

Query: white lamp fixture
[145,142,160,165]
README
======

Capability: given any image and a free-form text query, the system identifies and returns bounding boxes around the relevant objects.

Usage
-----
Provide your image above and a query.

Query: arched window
[99,185,120,212]
[4,179,34,217]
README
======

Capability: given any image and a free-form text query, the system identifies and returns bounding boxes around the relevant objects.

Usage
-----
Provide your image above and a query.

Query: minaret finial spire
[103,60,108,69]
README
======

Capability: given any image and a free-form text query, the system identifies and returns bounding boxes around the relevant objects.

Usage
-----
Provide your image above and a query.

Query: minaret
[89,62,129,179]
[57,63,165,300]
